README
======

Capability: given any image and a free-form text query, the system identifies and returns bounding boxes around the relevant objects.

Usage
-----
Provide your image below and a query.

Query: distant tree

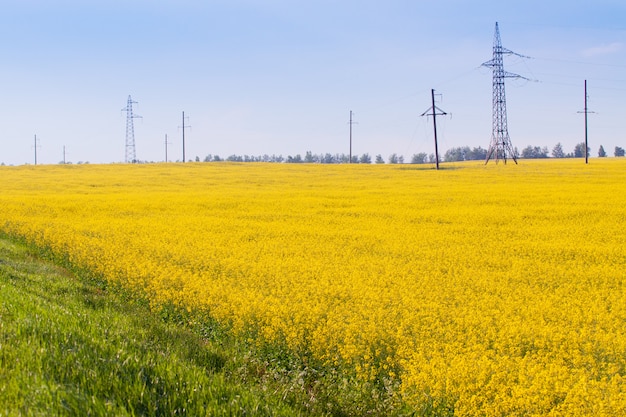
[388,154,399,164]
[521,145,549,159]
[468,147,488,161]
[573,142,590,158]
[598,145,607,157]
[443,146,488,162]
[573,144,583,158]
[444,146,469,162]
[304,151,317,163]
[411,153,428,164]
[286,154,303,163]
[226,154,243,162]
[359,153,372,164]
[520,146,531,159]
[375,154,385,164]
[212,155,222,162]
[350,155,359,163]
[551,143,565,158]
[615,146,625,157]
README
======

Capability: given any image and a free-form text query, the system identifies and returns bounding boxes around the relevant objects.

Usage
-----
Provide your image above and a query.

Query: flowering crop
[1,159,626,415]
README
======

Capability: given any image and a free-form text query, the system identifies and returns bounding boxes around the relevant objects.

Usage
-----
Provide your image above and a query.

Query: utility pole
[585,80,589,164]
[33,135,40,165]
[164,134,171,163]
[421,89,447,170]
[482,22,530,165]
[63,145,66,164]
[348,110,357,163]
[180,111,190,162]
[578,80,594,164]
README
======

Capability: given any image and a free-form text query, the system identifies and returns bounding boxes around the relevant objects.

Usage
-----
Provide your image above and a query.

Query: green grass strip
[0,237,305,416]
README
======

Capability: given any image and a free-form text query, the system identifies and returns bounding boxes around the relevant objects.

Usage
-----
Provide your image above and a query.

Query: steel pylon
[482,22,528,165]
[122,95,141,163]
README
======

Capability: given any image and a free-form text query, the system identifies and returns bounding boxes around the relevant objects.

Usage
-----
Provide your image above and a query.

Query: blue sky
[1,0,625,164]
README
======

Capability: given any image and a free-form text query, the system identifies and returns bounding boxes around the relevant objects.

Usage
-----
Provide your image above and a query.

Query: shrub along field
[1,159,626,416]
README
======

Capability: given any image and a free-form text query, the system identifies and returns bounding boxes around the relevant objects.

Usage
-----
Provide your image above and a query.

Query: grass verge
[0,236,306,416]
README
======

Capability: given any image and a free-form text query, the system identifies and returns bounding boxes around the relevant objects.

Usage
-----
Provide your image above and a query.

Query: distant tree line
[202,152,369,164]
[549,142,626,158]
[3,140,624,166]
[94,142,626,165]
[202,152,434,164]
[186,142,626,165]
[549,142,588,158]
[440,142,626,162]
[440,142,600,162]
[6,140,625,166]
[442,146,488,162]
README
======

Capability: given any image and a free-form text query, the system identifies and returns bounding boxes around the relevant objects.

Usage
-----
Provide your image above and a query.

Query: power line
[533,56,626,69]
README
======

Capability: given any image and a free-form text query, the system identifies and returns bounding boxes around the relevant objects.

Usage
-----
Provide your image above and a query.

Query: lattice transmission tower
[122,95,142,163]
[482,22,529,164]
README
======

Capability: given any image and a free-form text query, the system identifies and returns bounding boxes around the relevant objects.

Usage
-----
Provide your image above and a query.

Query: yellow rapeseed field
[1,159,625,415]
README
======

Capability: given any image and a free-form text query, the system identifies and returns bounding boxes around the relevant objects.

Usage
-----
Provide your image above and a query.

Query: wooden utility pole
[34,135,40,165]
[420,89,447,170]
[585,80,589,164]
[430,90,440,170]
[349,110,353,163]
[179,112,191,162]
[182,112,186,163]
[578,80,594,164]
[164,134,170,163]
[347,111,358,163]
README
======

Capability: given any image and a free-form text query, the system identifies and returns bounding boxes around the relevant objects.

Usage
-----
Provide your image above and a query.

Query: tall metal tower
[482,22,528,164]
[122,95,142,163]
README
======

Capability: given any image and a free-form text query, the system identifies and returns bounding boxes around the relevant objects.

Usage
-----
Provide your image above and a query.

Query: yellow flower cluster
[1,159,626,415]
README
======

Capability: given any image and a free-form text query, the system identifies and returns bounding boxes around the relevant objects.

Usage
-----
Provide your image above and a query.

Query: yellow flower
[2,159,626,415]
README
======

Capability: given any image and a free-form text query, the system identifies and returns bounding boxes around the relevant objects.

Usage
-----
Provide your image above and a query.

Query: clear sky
[1,0,625,165]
